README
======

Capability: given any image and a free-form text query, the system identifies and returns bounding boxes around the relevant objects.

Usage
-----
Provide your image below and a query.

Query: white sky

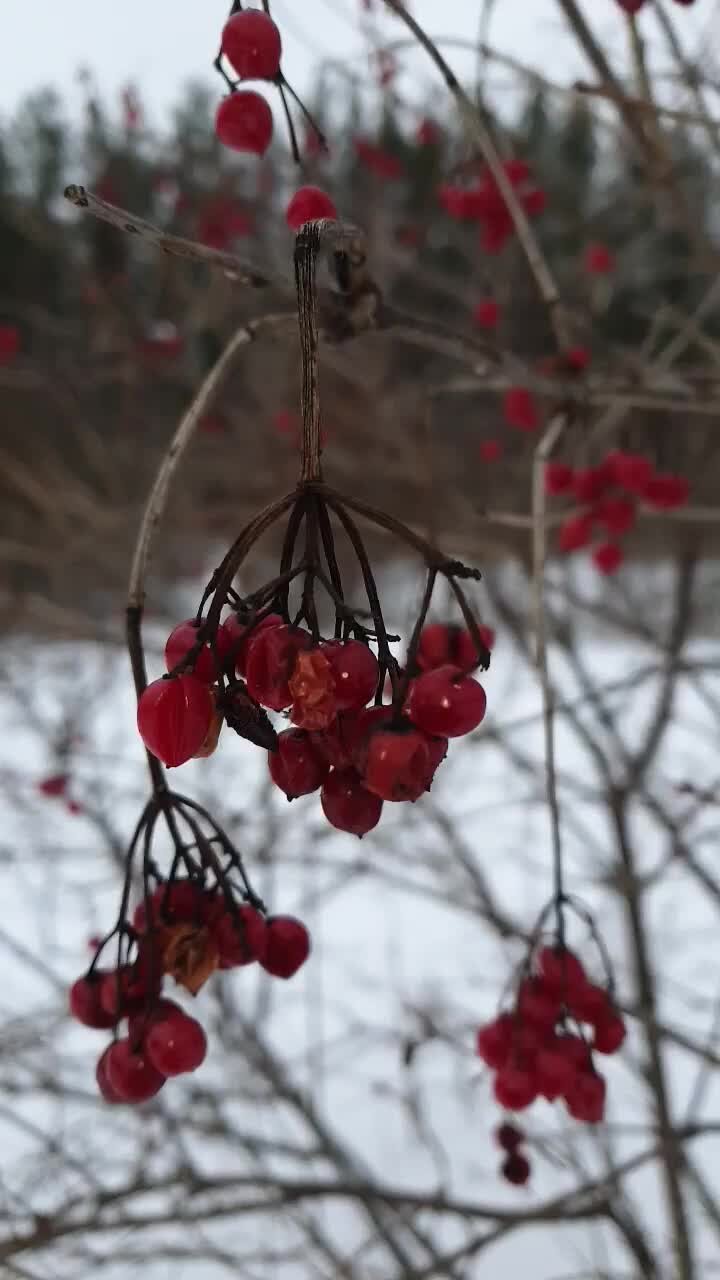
[1,0,718,127]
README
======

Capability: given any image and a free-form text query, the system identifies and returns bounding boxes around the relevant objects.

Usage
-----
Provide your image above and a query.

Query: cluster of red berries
[70,878,310,1104]
[476,944,626,1130]
[546,449,690,575]
[495,1121,530,1186]
[439,159,546,253]
[136,616,493,837]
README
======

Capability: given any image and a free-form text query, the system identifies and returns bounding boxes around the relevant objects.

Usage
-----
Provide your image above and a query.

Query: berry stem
[294,223,324,484]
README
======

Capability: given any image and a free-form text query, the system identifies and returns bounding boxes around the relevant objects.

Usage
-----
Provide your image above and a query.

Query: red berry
[585,242,614,274]
[558,514,593,554]
[286,186,338,230]
[99,952,162,1019]
[322,640,379,712]
[538,946,585,995]
[565,1069,606,1123]
[96,1045,124,1102]
[555,1034,593,1074]
[245,624,313,711]
[215,92,273,155]
[164,618,218,683]
[309,713,359,770]
[221,10,282,80]
[569,982,612,1026]
[495,1121,524,1151]
[503,387,538,432]
[536,1040,579,1101]
[475,1013,513,1069]
[592,1013,626,1055]
[616,0,646,11]
[594,497,635,537]
[261,915,311,979]
[501,1152,530,1185]
[592,543,623,576]
[70,971,117,1029]
[473,299,499,329]
[517,977,561,1029]
[407,665,487,738]
[573,467,611,504]
[146,1013,207,1076]
[128,998,185,1045]
[494,1065,538,1111]
[363,726,432,802]
[564,346,590,373]
[320,768,383,835]
[417,117,440,146]
[416,624,483,675]
[105,1037,166,1102]
[642,473,689,509]
[38,773,68,798]
[269,728,329,798]
[217,612,283,676]
[214,904,268,968]
[137,674,214,767]
[480,439,503,462]
[133,879,212,933]
[544,462,574,495]
[608,451,653,494]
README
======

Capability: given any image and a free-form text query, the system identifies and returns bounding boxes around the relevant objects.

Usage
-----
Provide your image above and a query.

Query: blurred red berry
[585,242,615,274]
[473,299,499,329]
[592,543,624,575]
[476,1013,513,1069]
[146,1013,207,1076]
[416,623,483,675]
[545,462,574,495]
[501,1151,531,1185]
[286,186,338,229]
[558,514,593,554]
[70,971,117,1029]
[215,92,273,155]
[221,10,282,80]
[592,1012,627,1055]
[573,467,611,504]
[503,387,538,432]
[538,945,585,994]
[261,915,311,979]
[494,1065,538,1111]
[0,325,20,363]
[106,1038,166,1103]
[642,473,689,509]
[495,1121,524,1151]
[480,439,503,462]
[565,1069,606,1123]
[38,773,68,798]
[594,497,636,537]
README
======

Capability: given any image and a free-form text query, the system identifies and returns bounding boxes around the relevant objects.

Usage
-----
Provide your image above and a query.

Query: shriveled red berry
[592,1012,626,1055]
[289,648,338,730]
[494,1065,538,1111]
[164,619,218,682]
[363,726,432,802]
[322,640,379,712]
[246,624,313,711]
[501,1151,531,1185]
[286,186,338,230]
[545,462,574,495]
[146,1013,207,1076]
[416,624,482,675]
[538,945,585,995]
[475,1013,513,1069]
[495,1121,524,1151]
[320,768,383,835]
[214,904,268,968]
[593,542,623,575]
[70,971,117,1029]
[137,674,214,768]
[106,1037,166,1102]
[261,915,311,979]
[221,9,282,80]
[503,387,538,432]
[407,665,487,738]
[269,728,329,798]
[215,92,273,155]
[96,1045,124,1102]
[565,1069,606,1123]
[558,514,593,554]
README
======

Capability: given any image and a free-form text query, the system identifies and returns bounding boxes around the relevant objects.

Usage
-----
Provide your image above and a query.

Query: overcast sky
[1,0,718,128]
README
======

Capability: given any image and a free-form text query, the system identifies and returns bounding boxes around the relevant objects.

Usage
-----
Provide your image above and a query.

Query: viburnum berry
[569,981,612,1025]
[538,945,586,995]
[476,1013,513,1069]
[473,299,500,329]
[133,879,213,933]
[261,915,311,979]
[309,713,358,770]
[362,726,432,802]
[493,1064,538,1111]
[215,92,273,155]
[415,624,483,675]
[585,242,615,274]
[128,998,184,1044]
[96,1045,123,1103]
[480,439,503,462]
[70,971,117,1029]
[592,1011,626,1055]
[221,9,282,80]
[286,186,338,230]
[407,665,487,738]
[608,451,653,494]
[99,952,162,1019]
[322,640,379,712]
[269,728,330,798]
[245,624,313,711]
[573,467,611,505]
[38,772,68,798]
[137,674,214,767]
[558,514,593,554]
[164,619,218,683]
[217,611,283,676]
[565,1068,606,1123]
[105,1037,166,1102]
[503,387,539,432]
[517,977,561,1029]
[642,473,689,509]
[214,903,268,968]
[564,346,590,373]
[495,1121,523,1151]
[545,462,574,495]
[592,543,624,576]
[501,1151,531,1185]
[595,496,635,537]
[535,1040,579,1101]
[320,768,383,835]
[146,1013,207,1076]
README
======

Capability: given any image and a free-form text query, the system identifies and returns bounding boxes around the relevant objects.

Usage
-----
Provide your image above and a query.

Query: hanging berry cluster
[547,449,690,575]
[438,158,546,254]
